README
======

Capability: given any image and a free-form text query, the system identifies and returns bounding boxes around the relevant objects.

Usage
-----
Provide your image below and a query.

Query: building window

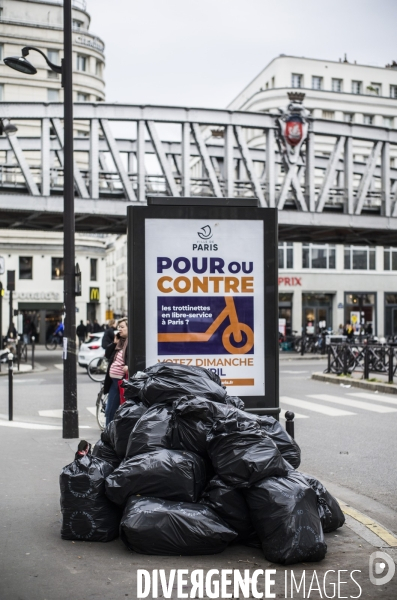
[384,117,393,128]
[0,43,3,61]
[47,89,59,102]
[47,50,59,79]
[291,74,302,88]
[312,76,322,90]
[278,242,293,269]
[95,60,103,77]
[351,80,362,94]
[90,258,98,281]
[367,82,381,95]
[77,92,89,102]
[390,85,397,99]
[322,111,335,120]
[19,257,33,279]
[344,113,354,123]
[332,78,342,92]
[52,257,64,280]
[363,115,373,125]
[271,76,275,88]
[344,246,376,270]
[48,49,59,64]
[302,244,336,269]
[72,19,84,30]
[76,54,87,72]
[384,247,397,270]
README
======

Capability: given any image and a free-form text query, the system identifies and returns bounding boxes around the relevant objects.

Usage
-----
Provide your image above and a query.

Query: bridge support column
[305,131,315,211]
[344,136,354,214]
[266,128,275,207]
[381,141,390,217]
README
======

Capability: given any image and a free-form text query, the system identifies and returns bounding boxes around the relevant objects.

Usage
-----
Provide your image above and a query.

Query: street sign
[0,256,4,275]
[127,200,279,416]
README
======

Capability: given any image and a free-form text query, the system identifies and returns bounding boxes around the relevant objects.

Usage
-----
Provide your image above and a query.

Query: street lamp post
[4,0,78,438]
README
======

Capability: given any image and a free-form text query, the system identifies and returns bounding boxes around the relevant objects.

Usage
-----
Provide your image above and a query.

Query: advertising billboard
[128,201,278,414]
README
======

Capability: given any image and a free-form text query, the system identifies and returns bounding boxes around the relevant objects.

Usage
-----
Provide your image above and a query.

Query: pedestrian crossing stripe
[308,394,397,414]
[348,392,397,406]
[280,396,355,417]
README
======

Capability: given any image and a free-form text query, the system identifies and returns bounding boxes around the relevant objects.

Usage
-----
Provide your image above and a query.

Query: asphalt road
[1,348,396,533]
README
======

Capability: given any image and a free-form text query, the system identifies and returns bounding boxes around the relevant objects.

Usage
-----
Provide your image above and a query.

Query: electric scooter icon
[158,296,254,355]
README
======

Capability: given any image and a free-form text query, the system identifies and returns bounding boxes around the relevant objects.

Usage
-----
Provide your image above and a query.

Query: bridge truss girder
[0,102,397,239]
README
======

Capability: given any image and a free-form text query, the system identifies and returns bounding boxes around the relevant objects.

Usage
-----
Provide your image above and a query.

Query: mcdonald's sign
[89,287,100,302]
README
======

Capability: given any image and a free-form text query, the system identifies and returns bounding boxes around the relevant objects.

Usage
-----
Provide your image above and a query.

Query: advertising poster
[145,218,265,397]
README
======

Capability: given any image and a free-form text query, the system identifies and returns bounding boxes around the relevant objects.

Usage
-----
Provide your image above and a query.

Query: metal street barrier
[325,343,397,382]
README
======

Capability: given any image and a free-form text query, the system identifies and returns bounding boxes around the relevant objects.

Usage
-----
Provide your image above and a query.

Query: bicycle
[158,296,254,354]
[96,384,108,431]
[45,334,63,350]
[87,356,109,382]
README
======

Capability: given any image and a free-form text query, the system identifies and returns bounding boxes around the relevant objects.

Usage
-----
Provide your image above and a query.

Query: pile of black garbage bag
[60,363,345,564]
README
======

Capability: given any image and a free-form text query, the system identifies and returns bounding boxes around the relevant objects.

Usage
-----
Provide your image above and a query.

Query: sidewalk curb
[312,371,397,394]
[0,362,47,377]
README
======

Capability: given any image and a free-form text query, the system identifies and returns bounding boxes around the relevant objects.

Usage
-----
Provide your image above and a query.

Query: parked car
[78,333,105,369]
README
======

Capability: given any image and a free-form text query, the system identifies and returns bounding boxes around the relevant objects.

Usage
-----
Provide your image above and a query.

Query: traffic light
[7,270,15,292]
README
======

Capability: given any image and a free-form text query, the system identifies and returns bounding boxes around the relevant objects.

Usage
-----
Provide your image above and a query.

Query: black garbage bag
[120,496,237,555]
[170,396,257,456]
[101,420,116,446]
[92,439,121,470]
[131,363,227,407]
[258,416,301,469]
[111,400,147,458]
[60,442,120,542]
[299,473,345,532]
[125,404,175,458]
[245,471,327,565]
[200,477,260,547]
[207,419,289,487]
[106,449,207,506]
[121,376,146,402]
[225,395,245,410]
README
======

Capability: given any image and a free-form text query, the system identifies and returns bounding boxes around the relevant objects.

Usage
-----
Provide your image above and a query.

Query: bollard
[327,344,331,373]
[284,410,295,439]
[8,352,13,421]
[364,345,370,380]
[31,336,35,370]
[388,345,394,384]
[16,336,21,372]
[343,343,348,376]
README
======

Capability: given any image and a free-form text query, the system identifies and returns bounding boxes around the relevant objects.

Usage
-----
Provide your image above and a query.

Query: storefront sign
[89,287,100,302]
[75,35,105,53]
[128,203,278,413]
[278,276,301,286]
[4,291,60,300]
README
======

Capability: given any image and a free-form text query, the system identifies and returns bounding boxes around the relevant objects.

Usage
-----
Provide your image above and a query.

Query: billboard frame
[127,201,279,417]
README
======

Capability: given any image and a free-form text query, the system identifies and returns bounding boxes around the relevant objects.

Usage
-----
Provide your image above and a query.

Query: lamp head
[4,55,37,75]
[0,119,18,136]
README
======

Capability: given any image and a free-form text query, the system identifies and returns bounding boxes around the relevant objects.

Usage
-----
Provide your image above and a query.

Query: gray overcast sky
[89,0,397,109]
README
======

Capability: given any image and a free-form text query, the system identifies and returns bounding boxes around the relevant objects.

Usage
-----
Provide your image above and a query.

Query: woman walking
[104,318,128,424]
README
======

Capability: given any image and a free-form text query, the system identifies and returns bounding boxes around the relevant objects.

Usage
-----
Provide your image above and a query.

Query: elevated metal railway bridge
[1,102,397,243]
